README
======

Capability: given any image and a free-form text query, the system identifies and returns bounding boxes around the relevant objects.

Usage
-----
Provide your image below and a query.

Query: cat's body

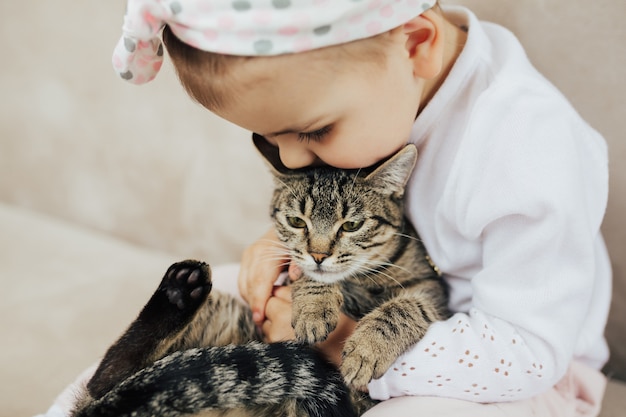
[71,144,449,417]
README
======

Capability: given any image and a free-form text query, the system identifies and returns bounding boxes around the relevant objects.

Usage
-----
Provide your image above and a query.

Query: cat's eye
[287,216,307,229]
[341,220,364,232]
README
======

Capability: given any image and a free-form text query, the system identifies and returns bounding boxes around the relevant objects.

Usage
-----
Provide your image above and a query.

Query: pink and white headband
[113,0,437,84]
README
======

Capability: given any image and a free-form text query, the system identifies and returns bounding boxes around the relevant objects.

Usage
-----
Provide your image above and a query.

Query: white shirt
[367,6,611,402]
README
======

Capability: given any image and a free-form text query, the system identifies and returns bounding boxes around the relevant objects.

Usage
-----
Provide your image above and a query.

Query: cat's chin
[304,269,352,284]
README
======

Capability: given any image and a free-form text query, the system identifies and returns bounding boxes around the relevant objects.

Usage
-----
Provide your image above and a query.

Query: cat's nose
[310,253,328,264]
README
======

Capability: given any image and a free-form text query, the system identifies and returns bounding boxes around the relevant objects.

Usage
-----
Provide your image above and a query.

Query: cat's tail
[73,341,360,417]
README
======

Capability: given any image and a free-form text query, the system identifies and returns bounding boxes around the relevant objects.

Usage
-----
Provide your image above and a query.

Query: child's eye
[297,125,332,143]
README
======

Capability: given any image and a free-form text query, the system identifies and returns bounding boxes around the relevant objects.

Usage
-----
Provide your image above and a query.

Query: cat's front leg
[291,277,343,344]
[340,296,434,390]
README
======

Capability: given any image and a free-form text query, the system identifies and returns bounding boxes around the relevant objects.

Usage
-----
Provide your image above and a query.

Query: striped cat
[71,144,449,417]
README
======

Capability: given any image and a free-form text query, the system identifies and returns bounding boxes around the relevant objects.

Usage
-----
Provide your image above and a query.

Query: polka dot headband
[113,0,438,84]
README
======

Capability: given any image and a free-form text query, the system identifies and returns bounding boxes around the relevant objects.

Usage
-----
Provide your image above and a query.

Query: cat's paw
[292,307,339,344]
[291,280,343,344]
[159,260,212,313]
[340,322,398,390]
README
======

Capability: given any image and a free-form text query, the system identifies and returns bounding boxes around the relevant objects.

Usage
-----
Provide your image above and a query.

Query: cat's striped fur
[71,144,448,417]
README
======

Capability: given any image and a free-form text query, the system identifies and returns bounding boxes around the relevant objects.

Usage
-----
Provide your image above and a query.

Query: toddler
[41,1,611,416]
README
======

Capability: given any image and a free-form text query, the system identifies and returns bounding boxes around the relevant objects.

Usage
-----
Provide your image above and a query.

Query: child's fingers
[288,263,303,281]
[238,261,275,324]
[271,285,292,301]
[262,295,295,342]
[238,228,287,325]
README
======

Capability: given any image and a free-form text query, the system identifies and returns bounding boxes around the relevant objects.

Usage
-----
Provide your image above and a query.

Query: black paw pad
[162,261,211,311]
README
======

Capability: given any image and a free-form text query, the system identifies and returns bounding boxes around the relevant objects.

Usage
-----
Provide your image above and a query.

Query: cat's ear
[364,144,418,194]
[253,133,291,175]
[252,132,298,185]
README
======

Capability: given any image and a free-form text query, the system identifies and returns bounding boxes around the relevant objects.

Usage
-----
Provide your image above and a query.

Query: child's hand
[316,312,358,368]
[238,227,288,325]
[262,285,296,342]
[261,265,302,342]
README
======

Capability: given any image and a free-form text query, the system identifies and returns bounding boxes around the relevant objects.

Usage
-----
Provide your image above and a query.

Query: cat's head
[269,144,417,284]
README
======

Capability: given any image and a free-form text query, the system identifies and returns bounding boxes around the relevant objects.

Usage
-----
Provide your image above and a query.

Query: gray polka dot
[272,0,291,8]
[422,2,433,11]
[120,70,133,80]
[157,44,164,57]
[232,0,251,11]
[124,37,136,53]
[170,1,182,14]
[313,25,331,36]
[253,39,273,54]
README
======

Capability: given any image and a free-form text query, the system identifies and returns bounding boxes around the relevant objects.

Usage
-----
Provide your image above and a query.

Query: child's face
[211,41,425,170]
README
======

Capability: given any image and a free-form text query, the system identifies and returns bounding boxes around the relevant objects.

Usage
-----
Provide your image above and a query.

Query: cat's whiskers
[392,232,425,244]
[257,238,292,250]
[257,256,292,269]
[355,260,406,289]
[257,245,292,262]
[348,168,362,194]
[264,245,291,255]
[360,266,403,289]
[346,264,381,287]
[370,258,414,277]
[258,254,292,268]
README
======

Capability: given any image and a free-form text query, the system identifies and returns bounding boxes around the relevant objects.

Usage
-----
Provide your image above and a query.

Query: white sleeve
[34,364,97,417]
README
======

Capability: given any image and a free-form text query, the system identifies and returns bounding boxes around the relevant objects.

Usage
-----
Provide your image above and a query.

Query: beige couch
[1,0,624,416]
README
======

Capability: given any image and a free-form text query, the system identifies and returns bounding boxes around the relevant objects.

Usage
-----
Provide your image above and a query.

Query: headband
[113,0,437,84]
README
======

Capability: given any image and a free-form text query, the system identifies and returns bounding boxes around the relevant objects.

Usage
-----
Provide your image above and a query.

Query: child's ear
[402,9,445,79]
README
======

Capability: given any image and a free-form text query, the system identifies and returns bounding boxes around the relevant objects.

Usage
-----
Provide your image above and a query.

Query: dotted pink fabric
[113,0,437,84]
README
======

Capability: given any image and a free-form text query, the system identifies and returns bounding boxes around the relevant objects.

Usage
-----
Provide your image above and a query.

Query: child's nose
[276,138,318,169]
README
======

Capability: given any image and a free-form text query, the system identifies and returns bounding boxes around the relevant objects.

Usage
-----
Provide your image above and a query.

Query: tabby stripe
[371,314,401,338]
[299,195,307,215]
[415,301,432,324]
[355,241,386,250]
[341,199,350,219]
[387,231,410,265]
[371,215,395,227]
